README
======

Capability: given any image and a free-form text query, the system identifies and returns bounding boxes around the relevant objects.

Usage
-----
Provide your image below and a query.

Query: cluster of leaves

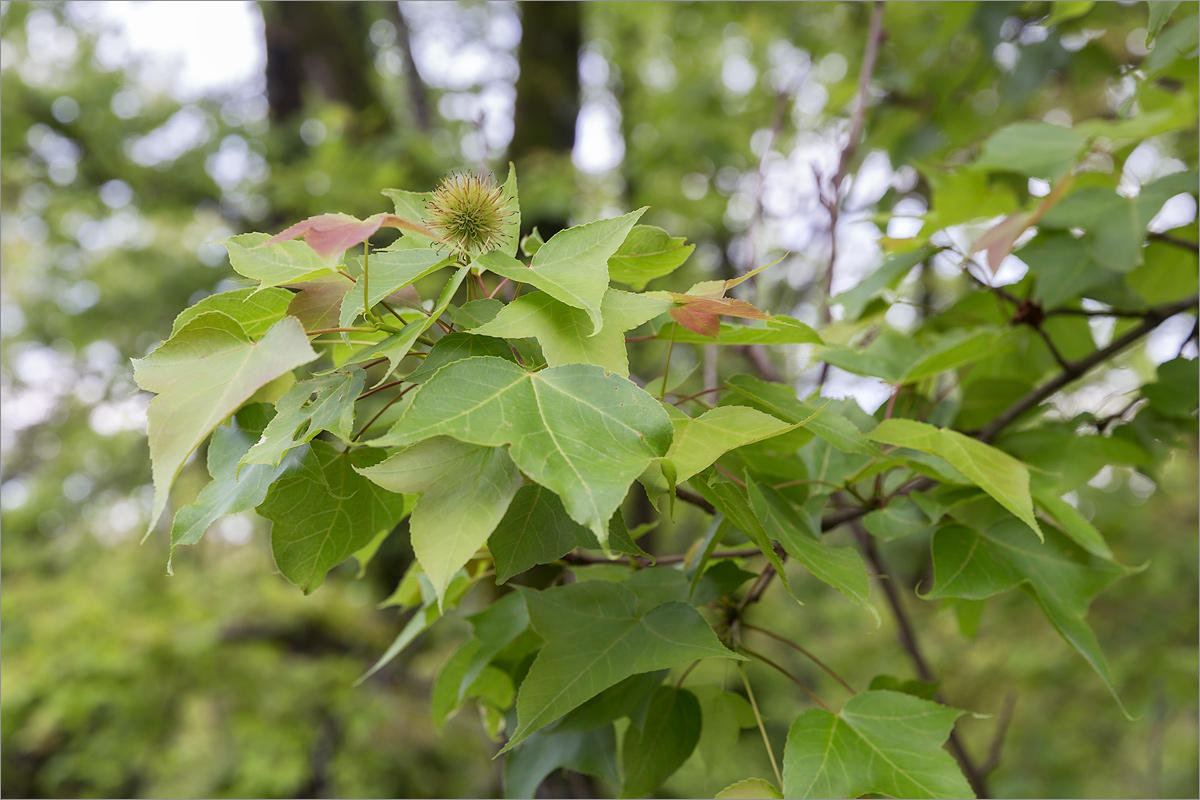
[136,5,1197,798]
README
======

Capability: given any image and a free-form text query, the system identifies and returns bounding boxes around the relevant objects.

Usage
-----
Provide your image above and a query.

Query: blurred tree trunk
[510,1,582,240]
[259,1,390,138]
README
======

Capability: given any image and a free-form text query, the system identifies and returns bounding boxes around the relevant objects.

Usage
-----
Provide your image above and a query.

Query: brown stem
[1148,231,1199,253]
[351,383,416,441]
[850,521,991,798]
[975,293,1199,443]
[358,378,405,400]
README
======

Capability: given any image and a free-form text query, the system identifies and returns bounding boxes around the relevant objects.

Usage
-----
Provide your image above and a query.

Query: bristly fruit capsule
[423,171,511,259]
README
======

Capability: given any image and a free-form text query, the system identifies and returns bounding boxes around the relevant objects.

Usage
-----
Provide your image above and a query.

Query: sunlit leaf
[241,371,364,467]
[608,225,694,290]
[133,312,318,534]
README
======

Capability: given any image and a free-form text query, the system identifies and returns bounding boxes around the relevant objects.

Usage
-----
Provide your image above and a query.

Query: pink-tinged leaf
[266,213,439,259]
[286,273,356,331]
[671,305,721,338]
[971,175,1075,273]
[971,210,1035,273]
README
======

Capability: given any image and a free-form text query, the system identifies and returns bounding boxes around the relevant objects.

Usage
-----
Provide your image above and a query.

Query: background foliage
[1,1,1197,798]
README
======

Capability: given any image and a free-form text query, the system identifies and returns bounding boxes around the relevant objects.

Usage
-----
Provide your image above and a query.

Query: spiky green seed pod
[423,172,511,258]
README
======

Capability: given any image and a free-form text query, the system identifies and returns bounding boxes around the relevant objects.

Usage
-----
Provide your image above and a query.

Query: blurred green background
[1,2,1196,797]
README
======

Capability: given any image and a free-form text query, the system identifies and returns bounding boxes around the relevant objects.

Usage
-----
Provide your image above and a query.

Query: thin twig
[849,520,991,798]
[817,0,887,387]
[352,384,417,441]
[981,692,1018,776]
[975,293,1199,443]
[742,622,856,695]
[358,378,405,400]
[739,664,784,789]
[741,643,833,712]
[1149,231,1199,253]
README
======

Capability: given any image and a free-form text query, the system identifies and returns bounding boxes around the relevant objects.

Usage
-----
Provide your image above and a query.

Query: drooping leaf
[257,440,409,593]
[620,687,702,798]
[608,225,695,290]
[868,419,1042,539]
[133,312,318,534]
[357,568,478,684]
[169,404,295,569]
[502,581,742,751]
[923,507,1134,711]
[169,287,293,339]
[241,371,364,467]
[476,208,647,335]
[471,289,672,375]
[376,358,673,550]
[503,726,620,800]
[748,479,878,624]
[357,437,521,606]
[781,690,973,799]
[222,232,335,289]
[693,475,796,602]
[1148,1,1182,40]
[1032,486,1113,559]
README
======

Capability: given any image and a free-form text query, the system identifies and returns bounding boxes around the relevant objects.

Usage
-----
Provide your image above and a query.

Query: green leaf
[923,509,1134,711]
[782,690,973,799]
[1044,1,1094,27]
[867,675,940,701]
[653,316,822,345]
[499,162,521,257]
[503,726,619,799]
[477,208,647,336]
[339,245,449,329]
[748,479,878,624]
[458,592,531,702]
[168,404,294,569]
[471,289,672,376]
[1148,1,1181,40]
[357,437,521,606]
[357,569,477,684]
[820,329,1004,385]
[972,122,1087,179]
[1142,357,1199,419]
[222,232,334,289]
[555,670,669,733]
[690,560,757,607]
[377,358,673,551]
[833,248,930,321]
[694,476,794,601]
[240,371,364,467]
[404,332,518,384]
[503,581,742,751]
[868,419,1042,539]
[714,778,784,799]
[620,687,701,798]
[1143,12,1199,76]
[692,684,756,772]
[170,287,293,339]
[381,187,438,247]
[133,312,318,535]
[1039,173,1199,273]
[521,227,545,258]
[490,484,596,583]
[1032,486,1113,559]
[664,405,795,484]
[724,375,880,456]
[608,225,695,290]
[1021,233,1112,308]
[258,440,409,593]
[863,496,937,541]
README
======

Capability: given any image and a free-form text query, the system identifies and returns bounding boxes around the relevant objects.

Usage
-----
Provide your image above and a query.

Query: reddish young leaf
[670,305,721,338]
[266,213,438,259]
